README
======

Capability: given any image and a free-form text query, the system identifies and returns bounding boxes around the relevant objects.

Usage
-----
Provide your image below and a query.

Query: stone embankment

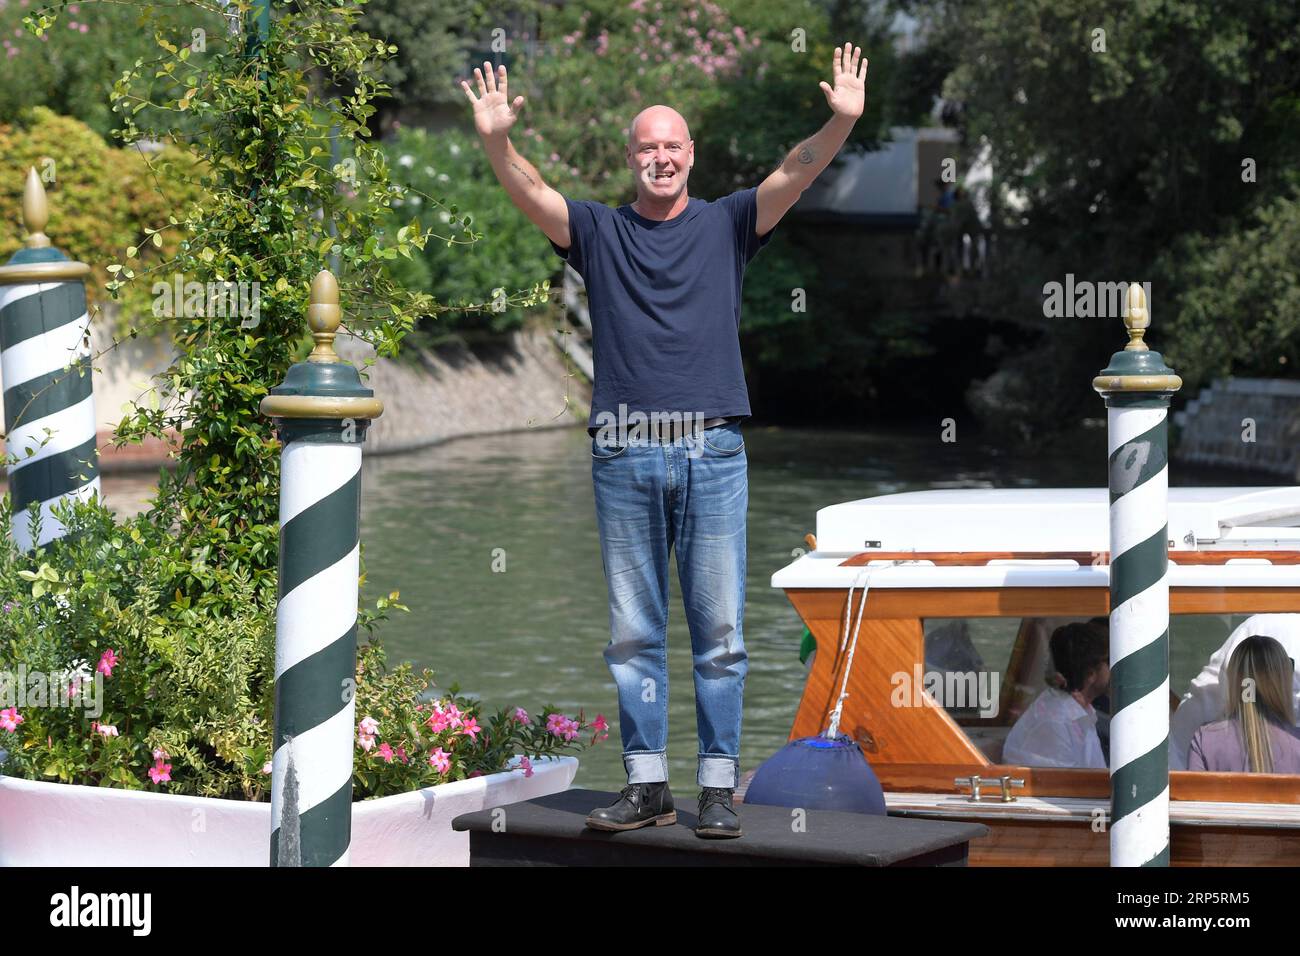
[1173,378,1300,481]
[0,307,592,475]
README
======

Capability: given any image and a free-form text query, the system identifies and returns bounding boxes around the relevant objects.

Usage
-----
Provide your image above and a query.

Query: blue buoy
[743,735,886,815]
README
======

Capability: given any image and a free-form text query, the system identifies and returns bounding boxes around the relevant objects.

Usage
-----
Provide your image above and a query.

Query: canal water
[100,423,1277,794]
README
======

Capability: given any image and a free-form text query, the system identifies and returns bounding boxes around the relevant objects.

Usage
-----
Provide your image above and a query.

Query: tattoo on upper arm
[509,161,536,187]
[796,144,815,165]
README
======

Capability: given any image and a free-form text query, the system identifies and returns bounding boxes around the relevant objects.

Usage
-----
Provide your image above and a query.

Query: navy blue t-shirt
[548,187,774,430]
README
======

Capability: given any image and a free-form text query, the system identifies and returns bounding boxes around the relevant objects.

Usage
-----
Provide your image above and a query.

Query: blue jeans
[591,420,749,789]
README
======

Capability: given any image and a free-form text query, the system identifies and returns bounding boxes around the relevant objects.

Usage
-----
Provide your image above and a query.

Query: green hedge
[0,107,204,328]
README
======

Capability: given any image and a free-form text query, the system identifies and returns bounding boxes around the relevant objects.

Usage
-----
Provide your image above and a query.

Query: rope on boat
[825,567,871,739]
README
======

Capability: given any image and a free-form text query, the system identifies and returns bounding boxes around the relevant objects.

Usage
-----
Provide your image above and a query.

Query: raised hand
[459,61,525,140]
[819,43,868,119]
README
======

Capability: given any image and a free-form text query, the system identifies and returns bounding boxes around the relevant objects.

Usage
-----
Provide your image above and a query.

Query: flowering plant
[0,495,604,801]
[350,641,606,799]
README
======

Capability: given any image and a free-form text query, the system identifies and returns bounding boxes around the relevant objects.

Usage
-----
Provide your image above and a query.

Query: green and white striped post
[261,270,383,867]
[1093,283,1181,867]
[0,168,99,553]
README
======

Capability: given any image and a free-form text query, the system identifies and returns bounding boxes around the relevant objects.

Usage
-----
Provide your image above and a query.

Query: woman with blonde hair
[1188,635,1300,774]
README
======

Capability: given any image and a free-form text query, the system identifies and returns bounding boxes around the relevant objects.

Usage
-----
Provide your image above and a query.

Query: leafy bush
[1161,189,1300,390]
[0,106,204,327]
[381,125,563,338]
[0,1,215,138]
[0,494,605,800]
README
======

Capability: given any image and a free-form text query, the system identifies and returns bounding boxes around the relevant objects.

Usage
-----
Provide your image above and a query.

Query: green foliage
[1161,189,1300,388]
[96,0,435,591]
[915,0,1300,435]
[381,125,558,338]
[351,640,603,799]
[0,496,276,798]
[356,0,522,132]
[0,495,599,799]
[0,107,205,326]
[0,0,213,137]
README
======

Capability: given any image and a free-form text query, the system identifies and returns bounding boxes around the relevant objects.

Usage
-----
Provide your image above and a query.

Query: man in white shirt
[1003,621,1110,769]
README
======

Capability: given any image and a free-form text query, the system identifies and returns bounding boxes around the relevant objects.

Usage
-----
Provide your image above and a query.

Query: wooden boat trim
[840,550,1300,566]
[785,586,1300,619]
[885,793,1300,828]
[875,764,1300,804]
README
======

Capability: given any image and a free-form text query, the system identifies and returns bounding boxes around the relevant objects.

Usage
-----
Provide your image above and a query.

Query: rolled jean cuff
[625,751,669,784]
[698,755,739,789]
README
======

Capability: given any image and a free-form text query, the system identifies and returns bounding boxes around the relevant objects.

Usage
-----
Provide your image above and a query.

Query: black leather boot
[695,787,742,838]
[585,782,676,831]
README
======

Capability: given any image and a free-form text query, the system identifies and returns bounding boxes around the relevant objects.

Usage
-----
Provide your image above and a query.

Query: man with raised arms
[461,42,869,838]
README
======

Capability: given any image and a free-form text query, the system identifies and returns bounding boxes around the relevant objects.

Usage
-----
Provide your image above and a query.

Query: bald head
[627,105,691,148]
[626,104,694,209]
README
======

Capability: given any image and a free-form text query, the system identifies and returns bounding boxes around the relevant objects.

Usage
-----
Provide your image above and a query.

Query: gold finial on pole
[306,269,342,364]
[22,167,51,249]
[1123,282,1150,352]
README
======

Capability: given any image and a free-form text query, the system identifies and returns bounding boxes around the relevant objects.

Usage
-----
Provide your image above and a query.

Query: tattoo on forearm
[510,161,536,187]
[796,144,816,165]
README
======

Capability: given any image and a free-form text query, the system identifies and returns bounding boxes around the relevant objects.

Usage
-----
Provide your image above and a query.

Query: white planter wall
[0,755,576,866]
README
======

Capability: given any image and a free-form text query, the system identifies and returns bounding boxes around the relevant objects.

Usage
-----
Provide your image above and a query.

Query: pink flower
[458,716,481,741]
[429,747,451,774]
[593,714,609,732]
[261,761,273,775]
[0,707,22,732]
[396,746,408,764]
[546,713,581,741]
[148,760,172,784]
[97,649,119,677]
[95,723,119,738]
[427,702,464,733]
[357,716,379,752]
[79,24,88,33]
[513,707,530,724]
[517,755,534,778]
[152,747,170,761]
[377,742,395,763]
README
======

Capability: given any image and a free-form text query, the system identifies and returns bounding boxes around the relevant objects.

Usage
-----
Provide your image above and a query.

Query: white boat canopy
[771,487,1300,591]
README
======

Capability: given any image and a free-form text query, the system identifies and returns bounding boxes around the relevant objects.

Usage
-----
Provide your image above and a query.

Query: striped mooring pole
[1093,283,1182,867]
[260,270,383,867]
[0,168,99,553]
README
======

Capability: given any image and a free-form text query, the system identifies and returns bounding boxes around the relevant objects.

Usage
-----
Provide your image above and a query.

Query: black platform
[451,789,988,866]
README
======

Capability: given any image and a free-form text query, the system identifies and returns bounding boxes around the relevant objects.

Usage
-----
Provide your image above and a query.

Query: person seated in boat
[1187,635,1300,774]
[1170,614,1300,770]
[1002,621,1109,769]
